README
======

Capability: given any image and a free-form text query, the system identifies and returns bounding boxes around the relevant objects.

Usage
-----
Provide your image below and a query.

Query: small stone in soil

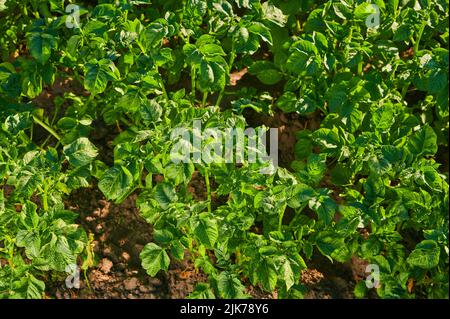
[99,258,113,274]
[95,224,104,233]
[121,252,131,262]
[124,277,139,291]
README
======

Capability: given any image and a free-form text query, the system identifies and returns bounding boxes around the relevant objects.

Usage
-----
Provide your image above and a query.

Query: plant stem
[357,60,363,76]
[296,18,301,34]
[50,103,60,126]
[228,52,236,73]
[278,205,286,232]
[215,91,224,108]
[216,51,236,107]
[202,92,208,107]
[161,83,169,100]
[119,116,133,128]
[191,66,196,100]
[204,170,212,213]
[414,20,427,55]
[40,184,49,211]
[32,115,61,141]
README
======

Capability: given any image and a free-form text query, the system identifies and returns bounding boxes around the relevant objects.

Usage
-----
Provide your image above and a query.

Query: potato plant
[0,0,448,299]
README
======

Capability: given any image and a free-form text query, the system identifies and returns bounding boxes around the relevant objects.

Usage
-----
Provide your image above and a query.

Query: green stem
[137,40,147,55]
[357,60,363,76]
[278,205,286,232]
[228,52,236,72]
[216,51,236,107]
[204,170,212,213]
[32,115,61,141]
[50,103,60,126]
[344,16,354,63]
[40,184,49,211]
[215,91,224,108]
[161,83,169,100]
[414,20,427,54]
[119,116,133,128]
[296,18,301,34]
[202,92,208,107]
[40,135,52,148]
[191,66,196,100]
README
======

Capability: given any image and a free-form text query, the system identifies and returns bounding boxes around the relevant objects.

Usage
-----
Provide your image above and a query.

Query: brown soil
[167,257,210,299]
[300,254,370,299]
[46,187,168,299]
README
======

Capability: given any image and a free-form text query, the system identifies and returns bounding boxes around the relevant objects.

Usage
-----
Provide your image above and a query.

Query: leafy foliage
[0,0,448,299]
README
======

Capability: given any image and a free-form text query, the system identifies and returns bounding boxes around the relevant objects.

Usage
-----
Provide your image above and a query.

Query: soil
[301,255,368,299]
[47,187,165,299]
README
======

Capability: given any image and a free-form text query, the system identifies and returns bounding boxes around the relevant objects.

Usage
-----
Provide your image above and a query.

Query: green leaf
[406,125,438,157]
[428,70,447,93]
[170,240,186,261]
[27,32,57,64]
[314,196,337,225]
[84,59,120,95]
[188,283,216,299]
[250,258,278,292]
[262,2,288,27]
[354,281,367,298]
[3,113,31,135]
[407,240,440,269]
[140,243,170,276]
[288,183,315,208]
[312,128,341,151]
[116,88,144,112]
[11,274,45,299]
[281,258,295,290]
[153,229,174,244]
[217,271,247,299]
[63,137,98,167]
[372,104,395,132]
[193,213,219,248]
[35,234,77,272]
[198,57,227,92]
[249,61,282,85]
[98,166,134,201]
[315,231,345,258]
[16,230,41,259]
[354,3,377,20]
[154,182,178,209]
